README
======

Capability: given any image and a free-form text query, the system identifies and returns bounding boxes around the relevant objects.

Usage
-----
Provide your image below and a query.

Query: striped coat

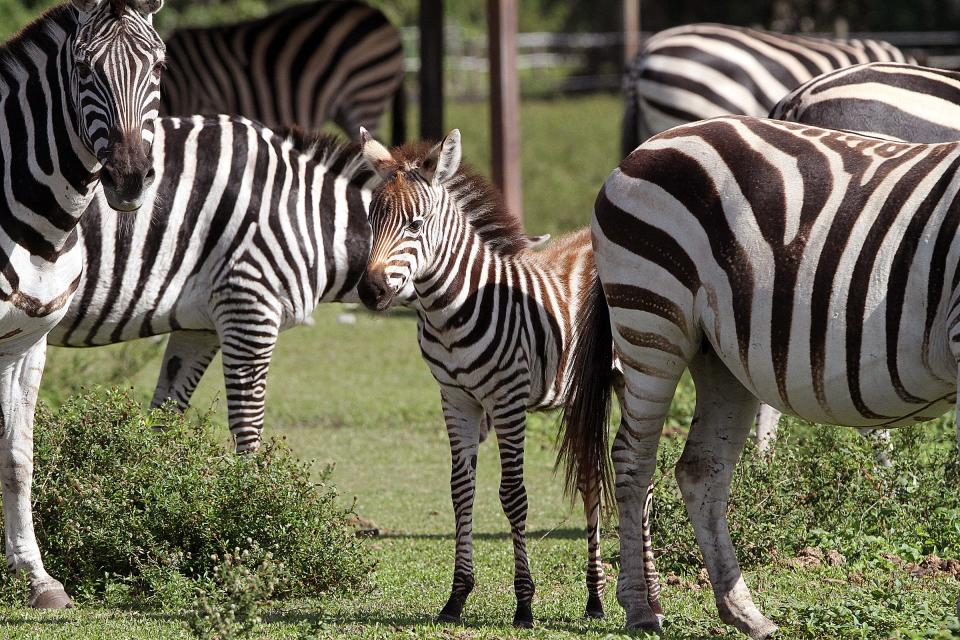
[622,23,913,155]
[161,0,404,139]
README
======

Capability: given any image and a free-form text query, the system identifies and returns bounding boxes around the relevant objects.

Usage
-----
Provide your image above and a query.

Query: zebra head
[70,0,166,211]
[357,128,462,311]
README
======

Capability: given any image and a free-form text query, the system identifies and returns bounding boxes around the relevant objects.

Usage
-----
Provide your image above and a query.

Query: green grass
[8,96,960,638]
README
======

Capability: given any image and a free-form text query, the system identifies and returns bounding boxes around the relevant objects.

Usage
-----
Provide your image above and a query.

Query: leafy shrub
[0,387,369,608]
[648,413,960,573]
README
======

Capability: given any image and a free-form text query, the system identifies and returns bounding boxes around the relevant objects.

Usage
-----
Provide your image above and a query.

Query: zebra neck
[0,8,100,254]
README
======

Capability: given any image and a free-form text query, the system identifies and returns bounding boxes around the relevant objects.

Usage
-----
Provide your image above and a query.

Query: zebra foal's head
[356,127,462,311]
[70,0,165,211]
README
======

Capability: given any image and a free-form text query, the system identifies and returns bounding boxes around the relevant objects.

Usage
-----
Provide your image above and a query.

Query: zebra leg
[754,404,781,456]
[150,331,220,412]
[577,473,605,619]
[678,347,775,640]
[612,369,676,632]
[612,368,662,620]
[217,320,279,454]
[491,409,535,627]
[436,391,483,624]
[0,341,70,608]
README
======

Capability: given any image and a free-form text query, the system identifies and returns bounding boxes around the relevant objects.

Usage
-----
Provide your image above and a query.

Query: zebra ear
[524,233,551,249]
[127,0,164,14]
[421,129,461,184]
[360,127,395,178]
[70,0,104,12]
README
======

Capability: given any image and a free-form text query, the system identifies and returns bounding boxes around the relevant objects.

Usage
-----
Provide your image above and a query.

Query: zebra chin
[101,190,145,212]
[357,269,398,312]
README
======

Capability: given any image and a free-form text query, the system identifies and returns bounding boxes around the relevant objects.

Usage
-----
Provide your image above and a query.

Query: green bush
[0,387,370,608]
[649,414,960,574]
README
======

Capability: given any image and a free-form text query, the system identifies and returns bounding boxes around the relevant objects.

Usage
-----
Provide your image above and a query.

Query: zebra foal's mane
[380,142,529,255]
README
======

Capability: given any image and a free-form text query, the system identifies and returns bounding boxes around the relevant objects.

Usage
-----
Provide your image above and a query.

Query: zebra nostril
[143,167,156,188]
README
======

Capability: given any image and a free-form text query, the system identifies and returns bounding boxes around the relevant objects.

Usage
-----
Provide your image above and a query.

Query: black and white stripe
[563,114,960,636]
[355,130,663,627]
[49,115,376,453]
[0,0,164,609]
[622,23,913,155]
[161,0,404,140]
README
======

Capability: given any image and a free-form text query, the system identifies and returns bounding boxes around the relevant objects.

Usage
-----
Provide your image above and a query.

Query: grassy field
[2,96,958,639]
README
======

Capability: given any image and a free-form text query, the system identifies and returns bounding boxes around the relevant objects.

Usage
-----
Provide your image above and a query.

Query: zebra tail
[621,80,641,160]
[557,274,615,512]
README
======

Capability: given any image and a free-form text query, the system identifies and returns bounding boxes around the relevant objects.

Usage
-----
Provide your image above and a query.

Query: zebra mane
[276,126,371,184]
[388,142,529,255]
[0,6,74,75]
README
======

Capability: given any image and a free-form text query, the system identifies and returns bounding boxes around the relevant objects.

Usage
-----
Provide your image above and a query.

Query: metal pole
[487,0,522,221]
[419,0,444,140]
[623,0,641,63]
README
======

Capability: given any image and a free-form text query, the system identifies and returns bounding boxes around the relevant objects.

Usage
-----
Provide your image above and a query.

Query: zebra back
[161,0,403,137]
[771,62,960,142]
[622,23,913,155]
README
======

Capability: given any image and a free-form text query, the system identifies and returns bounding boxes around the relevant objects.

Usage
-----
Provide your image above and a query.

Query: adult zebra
[561,114,960,637]
[753,61,960,452]
[161,0,404,142]
[355,130,662,627]
[0,0,165,608]
[49,118,377,454]
[622,23,913,156]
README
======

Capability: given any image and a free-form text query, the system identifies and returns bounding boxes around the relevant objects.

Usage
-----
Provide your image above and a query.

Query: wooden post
[487,0,522,221]
[623,0,641,63]
[419,0,444,140]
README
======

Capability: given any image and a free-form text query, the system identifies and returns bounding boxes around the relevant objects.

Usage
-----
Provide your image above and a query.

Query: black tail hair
[621,82,641,160]
[557,274,615,512]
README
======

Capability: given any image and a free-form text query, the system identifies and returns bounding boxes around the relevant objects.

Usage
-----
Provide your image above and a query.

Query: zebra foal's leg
[151,331,220,412]
[436,391,483,624]
[491,405,536,628]
[0,342,70,607]
[680,347,775,640]
[578,472,605,619]
[217,317,280,454]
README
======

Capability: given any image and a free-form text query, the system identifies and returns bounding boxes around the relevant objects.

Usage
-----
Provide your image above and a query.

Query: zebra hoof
[513,603,534,628]
[625,615,662,634]
[436,594,466,624]
[29,582,73,609]
[585,593,605,619]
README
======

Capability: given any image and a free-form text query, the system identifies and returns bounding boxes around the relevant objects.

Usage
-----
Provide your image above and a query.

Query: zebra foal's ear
[70,0,104,12]
[421,129,461,185]
[127,0,164,14]
[359,127,395,178]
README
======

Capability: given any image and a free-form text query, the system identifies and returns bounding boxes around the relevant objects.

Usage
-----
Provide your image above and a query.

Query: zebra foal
[562,115,960,637]
[0,0,165,607]
[161,0,404,140]
[622,23,913,156]
[355,130,662,626]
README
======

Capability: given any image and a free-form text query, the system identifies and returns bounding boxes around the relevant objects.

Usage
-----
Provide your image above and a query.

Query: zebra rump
[621,23,913,155]
[161,0,404,140]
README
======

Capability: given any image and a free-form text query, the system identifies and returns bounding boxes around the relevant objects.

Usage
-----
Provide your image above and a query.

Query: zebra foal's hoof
[585,593,605,619]
[436,593,467,624]
[29,581,73,609]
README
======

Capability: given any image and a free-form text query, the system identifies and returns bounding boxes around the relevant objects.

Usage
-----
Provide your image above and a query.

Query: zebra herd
[0,1,958,637]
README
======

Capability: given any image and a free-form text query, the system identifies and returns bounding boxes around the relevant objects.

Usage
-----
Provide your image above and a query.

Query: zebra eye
[406,218,424,234]
[152,61,165,78]
[75,60,92,78]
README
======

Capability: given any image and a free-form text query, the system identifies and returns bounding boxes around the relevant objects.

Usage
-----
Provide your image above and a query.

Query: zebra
[755,62,960,453]
[160,0,404,142]
[560,114,960,637]
[0,0,165,609]
[354,129,662,627]
[49,118,378,454]
[622,23,913,157]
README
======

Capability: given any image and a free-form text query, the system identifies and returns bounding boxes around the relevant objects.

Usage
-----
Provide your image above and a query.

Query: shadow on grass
[0,610,188,626]
[380,527,588,541]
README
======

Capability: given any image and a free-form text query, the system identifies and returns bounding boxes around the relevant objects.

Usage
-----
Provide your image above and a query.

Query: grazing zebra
[355,130,662,627]
[755,61,960,453]
[622,23,913,156]
[49,118,378,454]
[161,0,404,141]
[561,114,960,637]
[0,0,165,608]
